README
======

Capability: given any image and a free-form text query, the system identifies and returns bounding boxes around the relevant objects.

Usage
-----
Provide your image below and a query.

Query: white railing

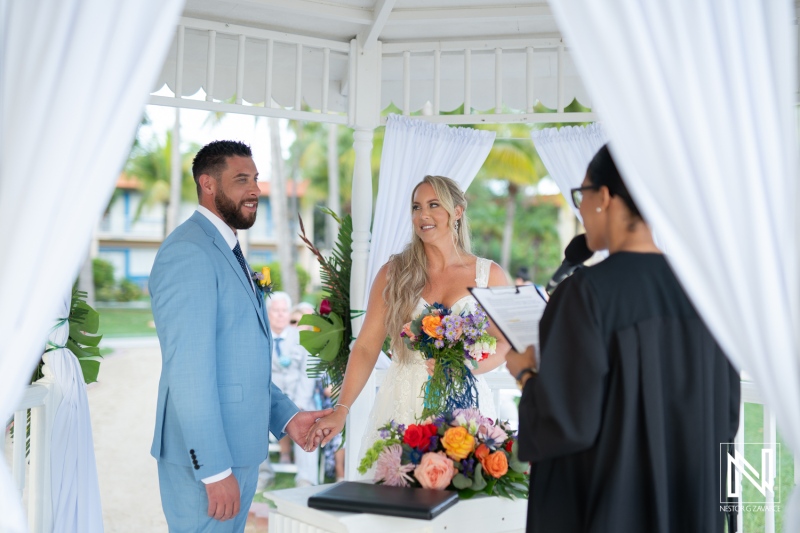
[7,383,53,533]
[152,17,598,127]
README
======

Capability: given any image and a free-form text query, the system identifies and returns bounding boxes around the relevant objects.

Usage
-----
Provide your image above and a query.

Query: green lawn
[740,402,795,532]
[97,306,157,337]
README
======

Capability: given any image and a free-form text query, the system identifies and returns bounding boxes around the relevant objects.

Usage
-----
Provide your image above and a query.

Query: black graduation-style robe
[519,252,740,533]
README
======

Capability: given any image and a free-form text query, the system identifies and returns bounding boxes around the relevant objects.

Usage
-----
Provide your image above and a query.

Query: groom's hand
[286,409,334,452]
[206,474,240,521]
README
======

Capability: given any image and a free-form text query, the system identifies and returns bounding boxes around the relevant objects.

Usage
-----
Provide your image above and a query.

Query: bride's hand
[425,358,435,376]
[304,407,347,450]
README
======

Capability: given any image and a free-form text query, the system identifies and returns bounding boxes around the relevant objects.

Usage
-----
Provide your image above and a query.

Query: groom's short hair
[192,140,253,198]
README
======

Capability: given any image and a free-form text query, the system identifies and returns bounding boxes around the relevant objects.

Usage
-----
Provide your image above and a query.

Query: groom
[149,140,330,531]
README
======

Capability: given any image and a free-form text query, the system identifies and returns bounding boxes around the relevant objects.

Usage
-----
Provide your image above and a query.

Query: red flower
[403,424,427,449]
[319,299,332,315]
[504,439,514,453]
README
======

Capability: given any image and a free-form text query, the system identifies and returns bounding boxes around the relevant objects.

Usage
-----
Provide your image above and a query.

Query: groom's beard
[215,188,258,230]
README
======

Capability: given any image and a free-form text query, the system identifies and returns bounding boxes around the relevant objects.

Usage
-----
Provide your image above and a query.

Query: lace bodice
[359,257,498,463]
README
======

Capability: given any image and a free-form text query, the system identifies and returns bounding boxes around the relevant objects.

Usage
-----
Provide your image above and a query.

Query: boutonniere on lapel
[252,266,274,298]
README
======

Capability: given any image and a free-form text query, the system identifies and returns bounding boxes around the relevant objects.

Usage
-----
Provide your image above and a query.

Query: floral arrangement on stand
[401,302,497,419]
[296,209,353,406]
[358,408,529,499]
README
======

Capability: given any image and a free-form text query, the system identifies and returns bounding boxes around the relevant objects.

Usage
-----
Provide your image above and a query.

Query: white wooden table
[263,483,527,533]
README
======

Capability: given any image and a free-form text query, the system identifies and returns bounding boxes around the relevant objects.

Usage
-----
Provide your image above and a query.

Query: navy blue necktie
[232,242,259,305]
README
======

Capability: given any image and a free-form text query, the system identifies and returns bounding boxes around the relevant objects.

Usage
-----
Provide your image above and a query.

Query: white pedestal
[264,484,527,533]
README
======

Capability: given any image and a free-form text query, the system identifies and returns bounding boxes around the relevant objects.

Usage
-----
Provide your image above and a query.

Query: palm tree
[125,131,198,237]
[476,123,546,271]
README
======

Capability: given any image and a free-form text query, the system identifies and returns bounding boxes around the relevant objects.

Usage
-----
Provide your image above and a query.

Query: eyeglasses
[570,185,600,209]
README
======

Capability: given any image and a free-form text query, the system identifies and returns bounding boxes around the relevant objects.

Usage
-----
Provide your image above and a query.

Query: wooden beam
[358,0,397,50]
[387,5,551,26]
[149,95,349,124]
[213,0,372,25]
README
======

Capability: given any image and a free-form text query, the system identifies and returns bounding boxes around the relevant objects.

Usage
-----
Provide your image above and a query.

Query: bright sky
[140,89,294,180]
[142,90,561,196]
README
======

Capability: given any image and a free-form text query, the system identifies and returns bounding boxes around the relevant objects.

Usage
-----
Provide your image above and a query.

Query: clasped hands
[205,408,333,522]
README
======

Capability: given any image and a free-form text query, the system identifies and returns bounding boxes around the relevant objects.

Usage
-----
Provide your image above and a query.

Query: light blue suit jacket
[149,211,298,481]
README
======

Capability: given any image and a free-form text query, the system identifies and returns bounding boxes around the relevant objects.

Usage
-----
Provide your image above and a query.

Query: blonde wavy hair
[383,175,471,362]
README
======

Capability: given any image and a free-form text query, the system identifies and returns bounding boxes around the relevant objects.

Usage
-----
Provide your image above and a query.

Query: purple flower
[451,408,492,434]
[434,339,445,349]
[461,457,476,477]
[374,444,415,487]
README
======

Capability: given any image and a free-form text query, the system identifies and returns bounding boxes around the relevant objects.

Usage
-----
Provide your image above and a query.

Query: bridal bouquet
[400,303,496,419]
[358,409,529,500]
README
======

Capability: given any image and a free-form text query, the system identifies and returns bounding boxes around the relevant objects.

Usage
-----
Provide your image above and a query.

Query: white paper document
[469,285,547,356]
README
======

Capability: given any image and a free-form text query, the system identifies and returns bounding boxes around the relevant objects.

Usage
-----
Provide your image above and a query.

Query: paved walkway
[89,338,266,532]
[89,338,166,532]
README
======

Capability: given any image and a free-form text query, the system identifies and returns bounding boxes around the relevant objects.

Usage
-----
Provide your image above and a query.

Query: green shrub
[118,279,143,302]
[93,258,116,297]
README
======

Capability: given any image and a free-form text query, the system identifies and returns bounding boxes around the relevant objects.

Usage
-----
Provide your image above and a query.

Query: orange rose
[421,315,443,339]
[474,443,490,462]
[414,452,456,490]
[441,426,475,461]
[481,451,509,479]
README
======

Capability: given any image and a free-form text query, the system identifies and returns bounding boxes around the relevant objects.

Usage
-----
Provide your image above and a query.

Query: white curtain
[364,115,496,311]
[531,123,609,220]
[549,0,800,527]
[0,1,184,531]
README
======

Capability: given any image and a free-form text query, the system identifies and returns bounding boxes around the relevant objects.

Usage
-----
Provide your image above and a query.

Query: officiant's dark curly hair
[192,140,253,198]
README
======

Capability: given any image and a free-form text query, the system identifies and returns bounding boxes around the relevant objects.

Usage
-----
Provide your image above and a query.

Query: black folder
[307,481,459,520]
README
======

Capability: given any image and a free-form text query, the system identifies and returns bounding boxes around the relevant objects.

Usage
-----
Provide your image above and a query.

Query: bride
[306,175,511,455]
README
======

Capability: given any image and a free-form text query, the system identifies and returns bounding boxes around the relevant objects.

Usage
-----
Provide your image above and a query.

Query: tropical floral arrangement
[401,303,496,419]
[296,209,353,406]
[358,408,528,499]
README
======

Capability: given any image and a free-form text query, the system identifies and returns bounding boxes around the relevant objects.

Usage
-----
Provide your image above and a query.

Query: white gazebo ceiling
[153,0,592,117]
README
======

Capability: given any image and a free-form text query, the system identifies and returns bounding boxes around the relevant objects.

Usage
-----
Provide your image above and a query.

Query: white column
[167,107,182,235]
[326,123,340,249]
[344,39,381,480]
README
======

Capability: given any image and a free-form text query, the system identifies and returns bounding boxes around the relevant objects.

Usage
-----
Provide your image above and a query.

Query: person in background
[514,266,533,286]
[505,144,740,533]
[293,301,346,481]
[290,301,315,328]
[257,292,319,490]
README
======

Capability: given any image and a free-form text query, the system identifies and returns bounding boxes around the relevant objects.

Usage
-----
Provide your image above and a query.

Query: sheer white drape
[549,0,800,526]
[531,123,609,220]
[363,115,496,310]
[38,289,103,533]
[0,0,184,530]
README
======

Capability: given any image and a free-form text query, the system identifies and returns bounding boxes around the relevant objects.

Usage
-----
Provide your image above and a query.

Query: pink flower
[414,452,456,490]
[478,422,508,449]
[319,299,332,315]
[401,322,415,341]
[374,444,415,487]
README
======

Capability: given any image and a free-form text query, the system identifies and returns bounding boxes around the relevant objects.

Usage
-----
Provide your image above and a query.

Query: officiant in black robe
[507,145,741,533]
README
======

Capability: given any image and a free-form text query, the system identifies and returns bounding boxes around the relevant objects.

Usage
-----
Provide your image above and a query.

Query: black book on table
[307,481,459,520]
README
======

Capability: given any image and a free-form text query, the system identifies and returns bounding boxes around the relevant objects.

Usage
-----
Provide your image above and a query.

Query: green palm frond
[297,210,353,406]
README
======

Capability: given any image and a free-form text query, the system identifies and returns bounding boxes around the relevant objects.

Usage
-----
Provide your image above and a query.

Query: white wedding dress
[359,257,498,457]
